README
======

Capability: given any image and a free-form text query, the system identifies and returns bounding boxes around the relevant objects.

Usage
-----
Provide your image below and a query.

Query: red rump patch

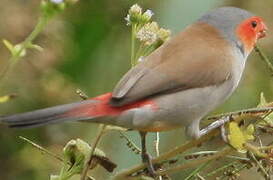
[65,93,157,117]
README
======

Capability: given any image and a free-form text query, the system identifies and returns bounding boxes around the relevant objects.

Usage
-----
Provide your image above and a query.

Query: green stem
[184,160,211,180]
[0,14,49,83]
[157,147,233,176]
[80,124,107,180]
[142,44,155,57]
[216,163,248,180]
[24,16,49,45]
[248,152,269,179]
[131,24,136,67]
[204,161,238,177]
[134,43,145,62]
[113,130,218,179]
[19,136,64,163]
[255,46,273,74]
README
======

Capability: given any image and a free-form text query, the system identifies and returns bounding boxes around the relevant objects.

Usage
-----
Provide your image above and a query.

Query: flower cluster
[136,21,171,47]
[50,139,117,180]
[125,4,153,26]
[42,0,78,18]
[125,4,171,66]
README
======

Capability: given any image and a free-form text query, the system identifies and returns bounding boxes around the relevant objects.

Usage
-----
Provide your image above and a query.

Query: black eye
[251,21,257,28]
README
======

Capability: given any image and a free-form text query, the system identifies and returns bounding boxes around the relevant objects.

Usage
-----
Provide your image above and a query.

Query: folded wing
[110,23,233,106]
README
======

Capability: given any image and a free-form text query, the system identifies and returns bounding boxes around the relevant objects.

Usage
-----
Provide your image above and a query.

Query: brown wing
[110,22,233,106]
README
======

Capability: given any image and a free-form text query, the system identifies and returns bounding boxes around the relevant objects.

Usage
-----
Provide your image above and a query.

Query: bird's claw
[142,152,158,179]
[221,124,228,143]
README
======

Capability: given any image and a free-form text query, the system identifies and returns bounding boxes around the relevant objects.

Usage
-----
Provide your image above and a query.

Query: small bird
[0,7,267,177]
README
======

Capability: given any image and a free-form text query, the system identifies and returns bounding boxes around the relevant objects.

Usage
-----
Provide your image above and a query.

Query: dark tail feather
[0,100,97,128]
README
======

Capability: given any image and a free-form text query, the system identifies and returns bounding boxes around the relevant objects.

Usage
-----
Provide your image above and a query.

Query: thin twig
[157,147,233,176]
[76,89,88,100]
[184,151,250,161]
[258,145,273,150]
[204,161,238,178]
[196,173,206,180]
[20,136,95,180]
[114,113,240,178]
[154,132,162,180]
[77,89,108,180]
[249,152,270,179]
[184,160,211,180]
[114,106,273,178]
[80,125,107,180]
[113,130,219,179]
[208,106,273,121]
[19,136,64,162]
[119,131,141,154]
[255,46,273,74]
[154,132,160,157]
[0,15,48,83]
[245,143,268,158]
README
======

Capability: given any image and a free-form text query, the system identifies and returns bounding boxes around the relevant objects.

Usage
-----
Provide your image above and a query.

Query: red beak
[258,22,267,39]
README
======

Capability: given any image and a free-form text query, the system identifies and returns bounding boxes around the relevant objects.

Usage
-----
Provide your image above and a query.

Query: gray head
[198,7,254,44]
[197,7,267,57]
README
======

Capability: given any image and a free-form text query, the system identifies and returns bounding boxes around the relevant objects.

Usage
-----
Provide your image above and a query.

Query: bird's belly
[121,79,236,132]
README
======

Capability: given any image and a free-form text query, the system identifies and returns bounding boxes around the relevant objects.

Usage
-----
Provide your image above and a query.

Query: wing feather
[111,23,233,106]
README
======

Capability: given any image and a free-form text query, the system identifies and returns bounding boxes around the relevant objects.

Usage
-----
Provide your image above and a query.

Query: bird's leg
[220,124,228,142]
[199,116,231,137]
[199,116,231,143]
[139,131,157,178]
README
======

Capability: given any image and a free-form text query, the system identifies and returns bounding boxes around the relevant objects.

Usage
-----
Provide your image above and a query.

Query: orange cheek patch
[236,23,256,53]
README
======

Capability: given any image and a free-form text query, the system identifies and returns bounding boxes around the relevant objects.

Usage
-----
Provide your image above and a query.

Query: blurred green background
[0,0,272,179]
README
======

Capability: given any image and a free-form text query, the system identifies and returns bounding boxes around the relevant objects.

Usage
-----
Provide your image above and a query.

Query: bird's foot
[142,152,158,179]
[221,124,228,142]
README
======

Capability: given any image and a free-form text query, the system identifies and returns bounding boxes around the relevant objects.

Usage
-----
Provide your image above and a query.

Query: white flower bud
[142,9,154,22]
[129,4,142,15]
[136,22,159,46]
[124,14,131,26]
[50,0,63,4]
[158,28,171,42]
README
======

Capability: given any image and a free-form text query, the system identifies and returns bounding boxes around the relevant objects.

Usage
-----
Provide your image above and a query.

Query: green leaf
[105,125,128,131]
[28,44,44,52]
[228,122,255,153]
[244,124,255,141]
[50,175,60,180]
[257,92,267,107]
[60,138,116,179]
[3,39,14,54]
[228,122,247,153]
[257,92,273,126]
[0,94,16,104]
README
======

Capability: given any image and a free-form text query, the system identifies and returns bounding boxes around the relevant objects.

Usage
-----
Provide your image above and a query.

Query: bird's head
[198,7,267,56]
[236,16,267,52]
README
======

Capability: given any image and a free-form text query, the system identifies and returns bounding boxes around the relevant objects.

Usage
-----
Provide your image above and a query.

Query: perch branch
[255,46,273,74]
[113,129,218,179]
[157,147,233,176]
[114,105,273,178]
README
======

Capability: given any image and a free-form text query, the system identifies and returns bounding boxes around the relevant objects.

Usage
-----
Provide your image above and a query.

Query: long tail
[1,93,157,128]
[0,93,117,128]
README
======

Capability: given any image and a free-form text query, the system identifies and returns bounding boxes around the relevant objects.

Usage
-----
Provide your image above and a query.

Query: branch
[208,106,273,121]
[255,46,273,74]
[19,136,63,163]
[113,129,218,179]
[80,124,107,180]
[114,105,273,178]
[157,147,233,176]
